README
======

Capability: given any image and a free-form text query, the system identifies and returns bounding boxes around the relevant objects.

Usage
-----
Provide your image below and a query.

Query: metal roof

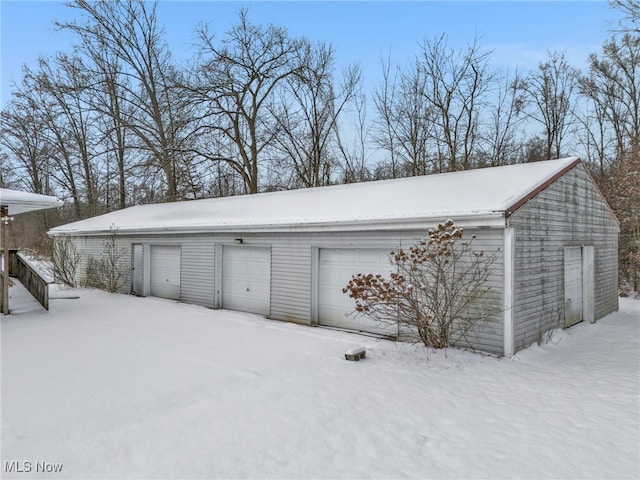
[49,158,583,236]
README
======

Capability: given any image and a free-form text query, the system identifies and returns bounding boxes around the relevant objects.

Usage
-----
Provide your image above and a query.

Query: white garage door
[318,248,396,336]
[150,245,181,300]
[222,245,271,316]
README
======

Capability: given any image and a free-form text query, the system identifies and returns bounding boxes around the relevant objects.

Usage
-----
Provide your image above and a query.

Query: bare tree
[189,9,307,194]
[374,36,493,175]
[36,55,101,215]
[207,162,244,198]
[572,93,616,180]
[372,52,401,179]
[515,51,578,160]
[581,34,640,159]
[84,226,127,292]
[519,136,548,163]
[601,142,640,294]
[16,63,83,218]
[419,35,494,171]
[52,234,80,287]
[81,37,137,210]
[478,72,524,167]
[59,0,189,202]
[373,52,433,177]
[612,0,640,33]
[335,93,372,184]
[271,42,362,188]
[0,97,50,195]
[0,151,18,189]
[581,1,640,293]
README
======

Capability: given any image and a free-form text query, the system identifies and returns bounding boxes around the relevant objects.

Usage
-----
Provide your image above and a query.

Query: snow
[344,346,367,355]
[17,252,54,284]
[49,158,580,235]
[2,283,638,479]
[0,188,63,215]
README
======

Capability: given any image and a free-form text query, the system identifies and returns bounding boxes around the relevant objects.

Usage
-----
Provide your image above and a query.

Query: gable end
[505,158,581,218]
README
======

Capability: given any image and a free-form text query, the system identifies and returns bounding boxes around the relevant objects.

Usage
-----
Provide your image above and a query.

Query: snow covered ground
[2,283,639,479]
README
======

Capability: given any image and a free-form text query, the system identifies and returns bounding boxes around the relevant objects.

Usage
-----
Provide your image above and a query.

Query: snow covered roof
[0,189,63,215]
[49,157,581,235]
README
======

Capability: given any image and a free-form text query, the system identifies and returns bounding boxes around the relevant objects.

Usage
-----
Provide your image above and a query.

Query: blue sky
[0,1,623,106]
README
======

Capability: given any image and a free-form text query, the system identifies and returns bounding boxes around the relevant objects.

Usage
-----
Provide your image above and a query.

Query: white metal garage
[50,157,620,356]
[318,248,397,336]
[222,245,271,316]
[150,245,181,300]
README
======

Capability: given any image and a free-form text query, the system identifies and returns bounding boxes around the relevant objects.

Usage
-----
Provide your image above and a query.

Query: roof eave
[1,199,64,215]
[48,212,507,237]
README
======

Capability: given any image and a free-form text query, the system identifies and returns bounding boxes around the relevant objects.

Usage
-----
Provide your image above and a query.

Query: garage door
[150,245,181,300]
[318,248,396,336]
[222,245,271,316]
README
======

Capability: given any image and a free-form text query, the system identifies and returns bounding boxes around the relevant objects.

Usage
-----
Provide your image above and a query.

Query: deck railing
[9,251,49,310]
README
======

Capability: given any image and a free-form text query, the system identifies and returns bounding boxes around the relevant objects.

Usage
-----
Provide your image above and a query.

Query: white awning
[0,189,63,215]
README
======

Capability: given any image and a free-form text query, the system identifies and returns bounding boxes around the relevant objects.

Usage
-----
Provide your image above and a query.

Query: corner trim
[310,246,319,326]
[503,226,516,357]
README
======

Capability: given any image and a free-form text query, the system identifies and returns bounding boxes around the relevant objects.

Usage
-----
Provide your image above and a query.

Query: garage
[318,248,397,336]
[51,158,620,356]
[222,245,271,316]
[150,245,181,300]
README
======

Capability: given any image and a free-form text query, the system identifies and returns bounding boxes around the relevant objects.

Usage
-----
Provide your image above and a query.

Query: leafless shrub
[343,220,497,349]
[84,226,126,293]
[52,235,80,287]
[537,307,563,345]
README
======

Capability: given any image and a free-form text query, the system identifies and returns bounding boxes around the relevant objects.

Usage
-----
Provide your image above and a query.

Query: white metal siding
[271,242,311,323]
[64,228,505,353]
[150,245,181,300]
[65,235,131,293]
[181,239,215,308]
[509,163,619,351]
[222,245,271,316]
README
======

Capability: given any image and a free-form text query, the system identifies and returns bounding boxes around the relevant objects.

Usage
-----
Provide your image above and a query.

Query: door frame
[131,243,144,295]
[564,244,595,327]
[582,245,595,323]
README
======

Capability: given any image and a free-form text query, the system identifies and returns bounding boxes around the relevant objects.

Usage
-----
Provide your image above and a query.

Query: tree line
[1,0,638,292]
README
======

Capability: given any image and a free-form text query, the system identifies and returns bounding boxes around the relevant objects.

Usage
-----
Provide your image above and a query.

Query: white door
[131,244,144,295]
[222,245,271,316]
[150,245,181,300]
[318,248,396,336]
[564,246,583,327]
